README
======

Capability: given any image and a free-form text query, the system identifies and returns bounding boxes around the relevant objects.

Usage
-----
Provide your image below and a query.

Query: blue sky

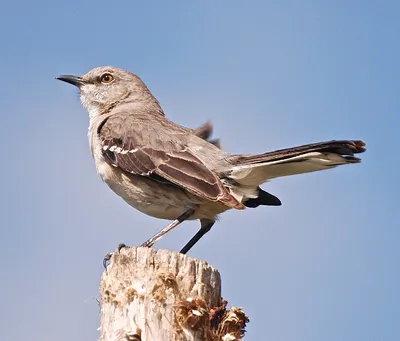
[1,1,399,340]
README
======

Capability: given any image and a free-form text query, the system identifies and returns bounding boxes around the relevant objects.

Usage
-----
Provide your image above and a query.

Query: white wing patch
[102,145,138,154]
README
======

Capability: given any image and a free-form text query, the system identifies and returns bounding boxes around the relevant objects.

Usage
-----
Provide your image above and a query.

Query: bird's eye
[100,73,114,83]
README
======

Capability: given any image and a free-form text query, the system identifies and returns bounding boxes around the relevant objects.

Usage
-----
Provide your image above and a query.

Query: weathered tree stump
[99,247,248,341]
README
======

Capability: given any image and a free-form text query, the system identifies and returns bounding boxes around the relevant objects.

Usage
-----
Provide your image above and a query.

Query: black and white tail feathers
[227,140,365,207]
[194,123,365,208]
[228,140,366,186]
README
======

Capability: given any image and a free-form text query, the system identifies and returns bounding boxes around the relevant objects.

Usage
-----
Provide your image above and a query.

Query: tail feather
[244,188,282,207]
[195,128,366,207]
[230,140,366,165]
[228,140,366,186]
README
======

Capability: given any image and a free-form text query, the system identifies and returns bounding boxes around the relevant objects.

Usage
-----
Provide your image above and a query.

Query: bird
[56,66,366,255]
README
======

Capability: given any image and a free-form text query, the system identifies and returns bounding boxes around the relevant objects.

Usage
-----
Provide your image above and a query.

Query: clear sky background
[1,1,398,340]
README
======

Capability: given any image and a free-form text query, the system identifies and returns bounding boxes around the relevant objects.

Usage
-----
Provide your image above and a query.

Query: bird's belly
[98,165,194,219]
[96,157,231,220]
[111,178,193,220]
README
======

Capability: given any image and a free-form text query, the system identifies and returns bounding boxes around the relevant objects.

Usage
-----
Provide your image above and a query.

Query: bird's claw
[117,243,127,252]
[102,243,129,269]
[103,252,113,269]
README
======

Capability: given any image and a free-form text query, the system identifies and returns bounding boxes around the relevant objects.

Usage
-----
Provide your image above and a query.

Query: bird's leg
[141,208,196,248]
[180,219,215,254]
[102,210,195,269]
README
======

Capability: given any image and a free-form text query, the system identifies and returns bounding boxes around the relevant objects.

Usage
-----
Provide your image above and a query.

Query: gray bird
[56,66,366,254]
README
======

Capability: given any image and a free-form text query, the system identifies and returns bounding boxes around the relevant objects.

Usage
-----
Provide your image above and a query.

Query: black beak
[56,75,86,87]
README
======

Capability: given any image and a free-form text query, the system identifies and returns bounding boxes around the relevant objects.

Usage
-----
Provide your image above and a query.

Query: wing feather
[99,114,242,209]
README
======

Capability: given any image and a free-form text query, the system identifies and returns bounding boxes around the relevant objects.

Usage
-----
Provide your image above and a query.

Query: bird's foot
[102,243,128,269]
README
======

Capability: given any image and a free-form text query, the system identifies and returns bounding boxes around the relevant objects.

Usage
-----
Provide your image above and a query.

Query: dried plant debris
[174,297,249,340]
[175,297,210,331]
[214,307,249,340]
[210,300,228,330]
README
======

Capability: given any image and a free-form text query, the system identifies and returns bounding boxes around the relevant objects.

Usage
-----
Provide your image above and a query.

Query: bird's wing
[99,113,242,209]
[190,121,221,148]
[190,121,213,140]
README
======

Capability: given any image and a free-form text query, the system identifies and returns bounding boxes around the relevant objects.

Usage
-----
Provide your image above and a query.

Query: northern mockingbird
[56,66,366,254]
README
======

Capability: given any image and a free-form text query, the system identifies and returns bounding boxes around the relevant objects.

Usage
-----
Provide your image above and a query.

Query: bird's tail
[228,140,366,186]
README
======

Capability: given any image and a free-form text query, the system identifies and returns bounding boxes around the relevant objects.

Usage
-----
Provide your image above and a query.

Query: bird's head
[56,66,159,118]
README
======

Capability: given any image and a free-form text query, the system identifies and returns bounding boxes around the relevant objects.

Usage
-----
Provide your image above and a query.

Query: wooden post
[99,247,249,341]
